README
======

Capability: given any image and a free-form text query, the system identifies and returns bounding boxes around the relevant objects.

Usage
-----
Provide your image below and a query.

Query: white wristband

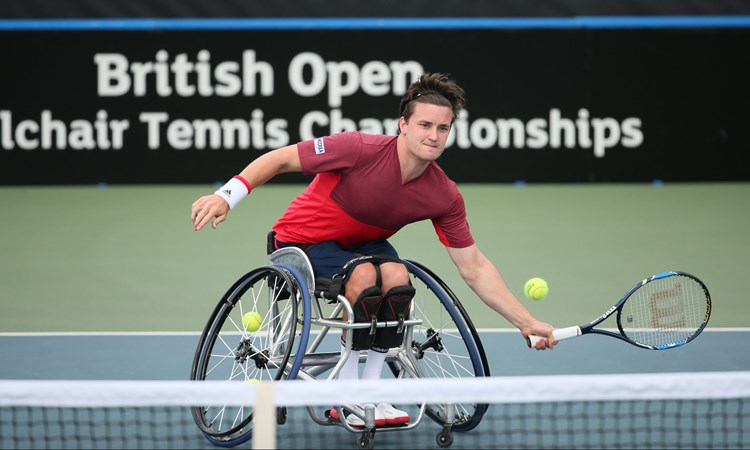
[214,176,251,210]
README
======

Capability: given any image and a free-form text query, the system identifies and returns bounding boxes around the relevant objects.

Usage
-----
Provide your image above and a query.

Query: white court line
[0,331,203,337]
[0,327,747,337]
[474,327,750,333]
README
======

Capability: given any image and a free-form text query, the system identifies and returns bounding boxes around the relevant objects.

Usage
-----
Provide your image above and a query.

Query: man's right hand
[191,194,230,231]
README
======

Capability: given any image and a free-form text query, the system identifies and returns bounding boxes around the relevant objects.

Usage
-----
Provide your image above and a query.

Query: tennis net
[1,371,748,449]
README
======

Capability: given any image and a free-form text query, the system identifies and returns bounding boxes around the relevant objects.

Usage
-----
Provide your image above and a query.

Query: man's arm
[446,243,556,349]
[191,144,302,231]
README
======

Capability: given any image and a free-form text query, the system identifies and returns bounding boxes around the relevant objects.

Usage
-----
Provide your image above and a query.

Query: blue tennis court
[1,330,748,381]
[1,330,748,449]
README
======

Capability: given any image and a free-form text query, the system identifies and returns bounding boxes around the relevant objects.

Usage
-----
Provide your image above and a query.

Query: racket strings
[620,275,709,348]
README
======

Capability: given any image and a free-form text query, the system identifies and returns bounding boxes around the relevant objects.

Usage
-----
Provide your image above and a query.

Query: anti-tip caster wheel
[437,426,454,448]
[276,406,287,425]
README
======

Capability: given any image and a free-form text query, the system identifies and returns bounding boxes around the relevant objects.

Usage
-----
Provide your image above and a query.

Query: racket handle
[528,326,582,348]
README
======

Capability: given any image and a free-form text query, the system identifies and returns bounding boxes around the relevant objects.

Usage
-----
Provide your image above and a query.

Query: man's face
[399,102,453,162]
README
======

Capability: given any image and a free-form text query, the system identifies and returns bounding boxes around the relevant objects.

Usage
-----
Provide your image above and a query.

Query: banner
[1,28,748,183]
[2,0,747,19]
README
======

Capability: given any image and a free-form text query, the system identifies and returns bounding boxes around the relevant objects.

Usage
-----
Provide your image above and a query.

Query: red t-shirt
[273,131,474,248]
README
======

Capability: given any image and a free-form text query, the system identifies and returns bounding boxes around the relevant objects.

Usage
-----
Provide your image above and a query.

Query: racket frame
[529,271,711,350]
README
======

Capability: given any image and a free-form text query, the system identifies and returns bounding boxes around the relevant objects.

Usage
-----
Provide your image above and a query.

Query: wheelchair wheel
[190,265,311,447]
[387,260,490,433]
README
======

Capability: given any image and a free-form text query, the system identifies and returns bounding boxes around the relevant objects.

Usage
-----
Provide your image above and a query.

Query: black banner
[2,0,749,18]
[1,27,749,184]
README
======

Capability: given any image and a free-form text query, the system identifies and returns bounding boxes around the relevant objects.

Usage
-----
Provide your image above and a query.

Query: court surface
[1,183,748,332]
[1,182,748,372]
[0,330,748,381]
[1,182,748,448]
[1,182,747,376]
[0,330,748,450]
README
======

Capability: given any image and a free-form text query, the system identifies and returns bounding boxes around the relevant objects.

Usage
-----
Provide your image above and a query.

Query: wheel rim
[190,266,307,443]
[387,261,489,432]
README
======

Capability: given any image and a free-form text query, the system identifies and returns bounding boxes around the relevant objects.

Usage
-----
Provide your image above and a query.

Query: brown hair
[398,72,466,122]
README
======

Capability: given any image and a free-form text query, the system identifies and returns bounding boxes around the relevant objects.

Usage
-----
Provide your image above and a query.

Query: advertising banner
[1,27,748,183]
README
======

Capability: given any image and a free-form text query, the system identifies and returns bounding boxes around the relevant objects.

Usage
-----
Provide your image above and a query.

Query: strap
[373,285,415,350]
[350,286,383,351]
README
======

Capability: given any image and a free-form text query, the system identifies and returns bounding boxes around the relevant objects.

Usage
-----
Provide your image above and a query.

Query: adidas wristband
[214,175,252,210]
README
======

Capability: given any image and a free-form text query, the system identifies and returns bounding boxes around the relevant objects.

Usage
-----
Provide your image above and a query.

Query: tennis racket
[528,271,711,350]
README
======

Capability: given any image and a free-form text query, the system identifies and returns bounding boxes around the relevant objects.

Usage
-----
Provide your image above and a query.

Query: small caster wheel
[276,406,287,425]
[357,429,375,449]
[437,427,454,448]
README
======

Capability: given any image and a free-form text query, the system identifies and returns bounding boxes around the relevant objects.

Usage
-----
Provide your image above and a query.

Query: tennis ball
[524,278,549,301]
[245,378,260,384]
[242,311,262,332]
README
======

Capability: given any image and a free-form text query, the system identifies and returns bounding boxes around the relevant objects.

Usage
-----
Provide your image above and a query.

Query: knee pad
[350,286,383,351]
[373,285,415,350]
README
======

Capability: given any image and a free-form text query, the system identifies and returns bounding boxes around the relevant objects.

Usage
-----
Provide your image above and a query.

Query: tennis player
[192,72,556,427]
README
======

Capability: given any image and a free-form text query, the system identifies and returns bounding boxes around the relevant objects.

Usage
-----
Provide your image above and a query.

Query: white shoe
[329,404,386,427]
[377,403,410,425]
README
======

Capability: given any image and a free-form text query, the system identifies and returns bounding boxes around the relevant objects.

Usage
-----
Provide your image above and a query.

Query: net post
[252,381,276,450]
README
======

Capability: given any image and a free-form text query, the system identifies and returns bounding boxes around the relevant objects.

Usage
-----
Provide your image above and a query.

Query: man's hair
[398,72,466,122]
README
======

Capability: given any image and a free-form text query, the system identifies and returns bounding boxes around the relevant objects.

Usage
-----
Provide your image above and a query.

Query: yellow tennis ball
[245,378,260,384]
[524,278,549,301]
[242,311,262,332]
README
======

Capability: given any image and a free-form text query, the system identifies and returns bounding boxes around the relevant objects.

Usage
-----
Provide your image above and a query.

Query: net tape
[2,371,748,408]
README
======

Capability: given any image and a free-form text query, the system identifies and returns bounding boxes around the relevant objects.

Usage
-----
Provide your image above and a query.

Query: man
[191,73,556,427]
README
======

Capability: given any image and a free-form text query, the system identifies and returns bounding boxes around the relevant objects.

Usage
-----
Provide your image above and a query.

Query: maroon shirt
[273,131,474,248]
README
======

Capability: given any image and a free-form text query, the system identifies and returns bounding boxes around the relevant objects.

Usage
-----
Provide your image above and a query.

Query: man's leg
[331,263,386,426]
[361,262,412,425]
[303,240,406,425]
[296,242,383,378]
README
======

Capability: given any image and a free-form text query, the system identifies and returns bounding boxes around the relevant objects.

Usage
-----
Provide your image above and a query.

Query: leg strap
[350,286,383,351]
[372,285,415,350]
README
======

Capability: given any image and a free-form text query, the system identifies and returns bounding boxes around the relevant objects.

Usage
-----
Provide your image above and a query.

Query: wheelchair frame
[190,246,490,449]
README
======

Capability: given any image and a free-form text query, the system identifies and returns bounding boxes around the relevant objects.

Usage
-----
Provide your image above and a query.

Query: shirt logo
[314,138,326,155]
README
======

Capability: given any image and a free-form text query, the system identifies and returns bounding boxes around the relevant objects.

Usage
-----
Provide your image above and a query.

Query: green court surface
[0,182,747,333]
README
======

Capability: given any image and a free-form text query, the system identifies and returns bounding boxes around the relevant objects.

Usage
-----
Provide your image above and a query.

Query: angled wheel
[190,265,310,447]
[387,260,490,432]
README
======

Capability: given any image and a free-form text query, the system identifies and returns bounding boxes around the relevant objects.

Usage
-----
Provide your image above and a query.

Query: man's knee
[346,263,379,295]
[379,262,410,290]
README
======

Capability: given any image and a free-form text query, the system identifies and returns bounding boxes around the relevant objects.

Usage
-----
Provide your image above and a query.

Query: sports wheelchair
[190,235,490,449]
